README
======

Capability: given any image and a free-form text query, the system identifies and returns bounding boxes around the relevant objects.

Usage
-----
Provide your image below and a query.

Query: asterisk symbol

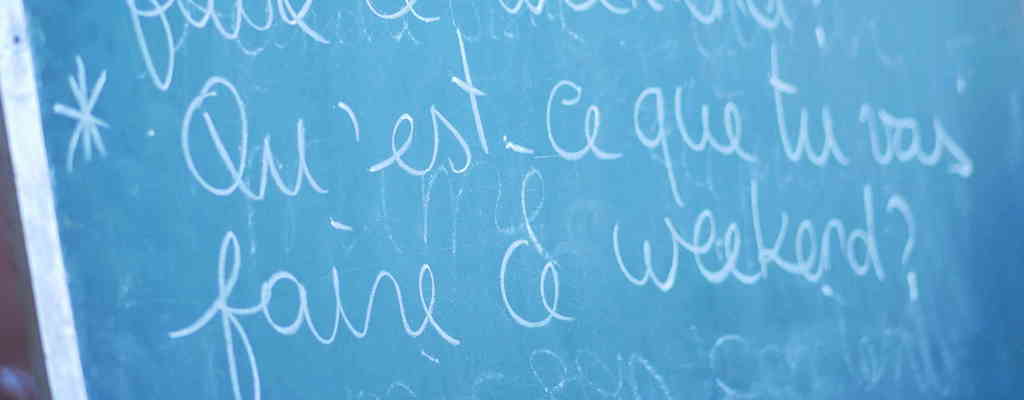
[53,56,108,173]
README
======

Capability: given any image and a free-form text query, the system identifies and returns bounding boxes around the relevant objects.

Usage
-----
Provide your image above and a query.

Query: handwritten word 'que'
[633,85,757,207]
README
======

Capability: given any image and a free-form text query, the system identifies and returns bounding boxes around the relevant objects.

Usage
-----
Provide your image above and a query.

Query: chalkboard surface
[2,1,1023,399]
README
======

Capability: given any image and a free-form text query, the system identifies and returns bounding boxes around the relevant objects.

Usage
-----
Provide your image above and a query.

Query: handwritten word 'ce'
[500,169,574,328]
[546,80,622,161]
[170,231,459,400]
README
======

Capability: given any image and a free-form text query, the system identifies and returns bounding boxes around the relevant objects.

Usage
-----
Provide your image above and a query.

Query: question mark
[886,194,916,300]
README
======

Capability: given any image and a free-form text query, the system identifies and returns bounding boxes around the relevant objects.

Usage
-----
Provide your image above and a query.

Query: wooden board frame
[0,1,87,399]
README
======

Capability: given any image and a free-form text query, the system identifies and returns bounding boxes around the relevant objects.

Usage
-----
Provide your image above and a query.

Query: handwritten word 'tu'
[127,0,328,91]
[169,231,460,400]
[182,76,327,200]
[770,43,850,167]
[500,168,573,328]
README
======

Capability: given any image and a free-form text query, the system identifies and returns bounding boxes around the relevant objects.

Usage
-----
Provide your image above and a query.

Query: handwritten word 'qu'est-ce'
[179,29,488,199]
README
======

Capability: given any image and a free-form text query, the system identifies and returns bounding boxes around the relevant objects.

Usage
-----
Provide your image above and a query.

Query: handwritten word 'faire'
[170,230,459,400]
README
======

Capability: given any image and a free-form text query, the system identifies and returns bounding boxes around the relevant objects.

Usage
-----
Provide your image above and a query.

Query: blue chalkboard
[2,0,1023,399]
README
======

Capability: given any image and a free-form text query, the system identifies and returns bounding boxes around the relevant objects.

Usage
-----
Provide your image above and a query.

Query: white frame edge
[0,1,88,399]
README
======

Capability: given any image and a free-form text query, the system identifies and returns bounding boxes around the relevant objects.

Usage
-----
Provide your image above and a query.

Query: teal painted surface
[20,1,1024,398]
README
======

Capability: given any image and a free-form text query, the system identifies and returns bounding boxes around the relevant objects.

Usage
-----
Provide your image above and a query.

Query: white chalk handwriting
[126,0,329,91]
[181,76,327,199]
[499,168,574,328]
[170,230,460,400]
[53,56,109,173]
